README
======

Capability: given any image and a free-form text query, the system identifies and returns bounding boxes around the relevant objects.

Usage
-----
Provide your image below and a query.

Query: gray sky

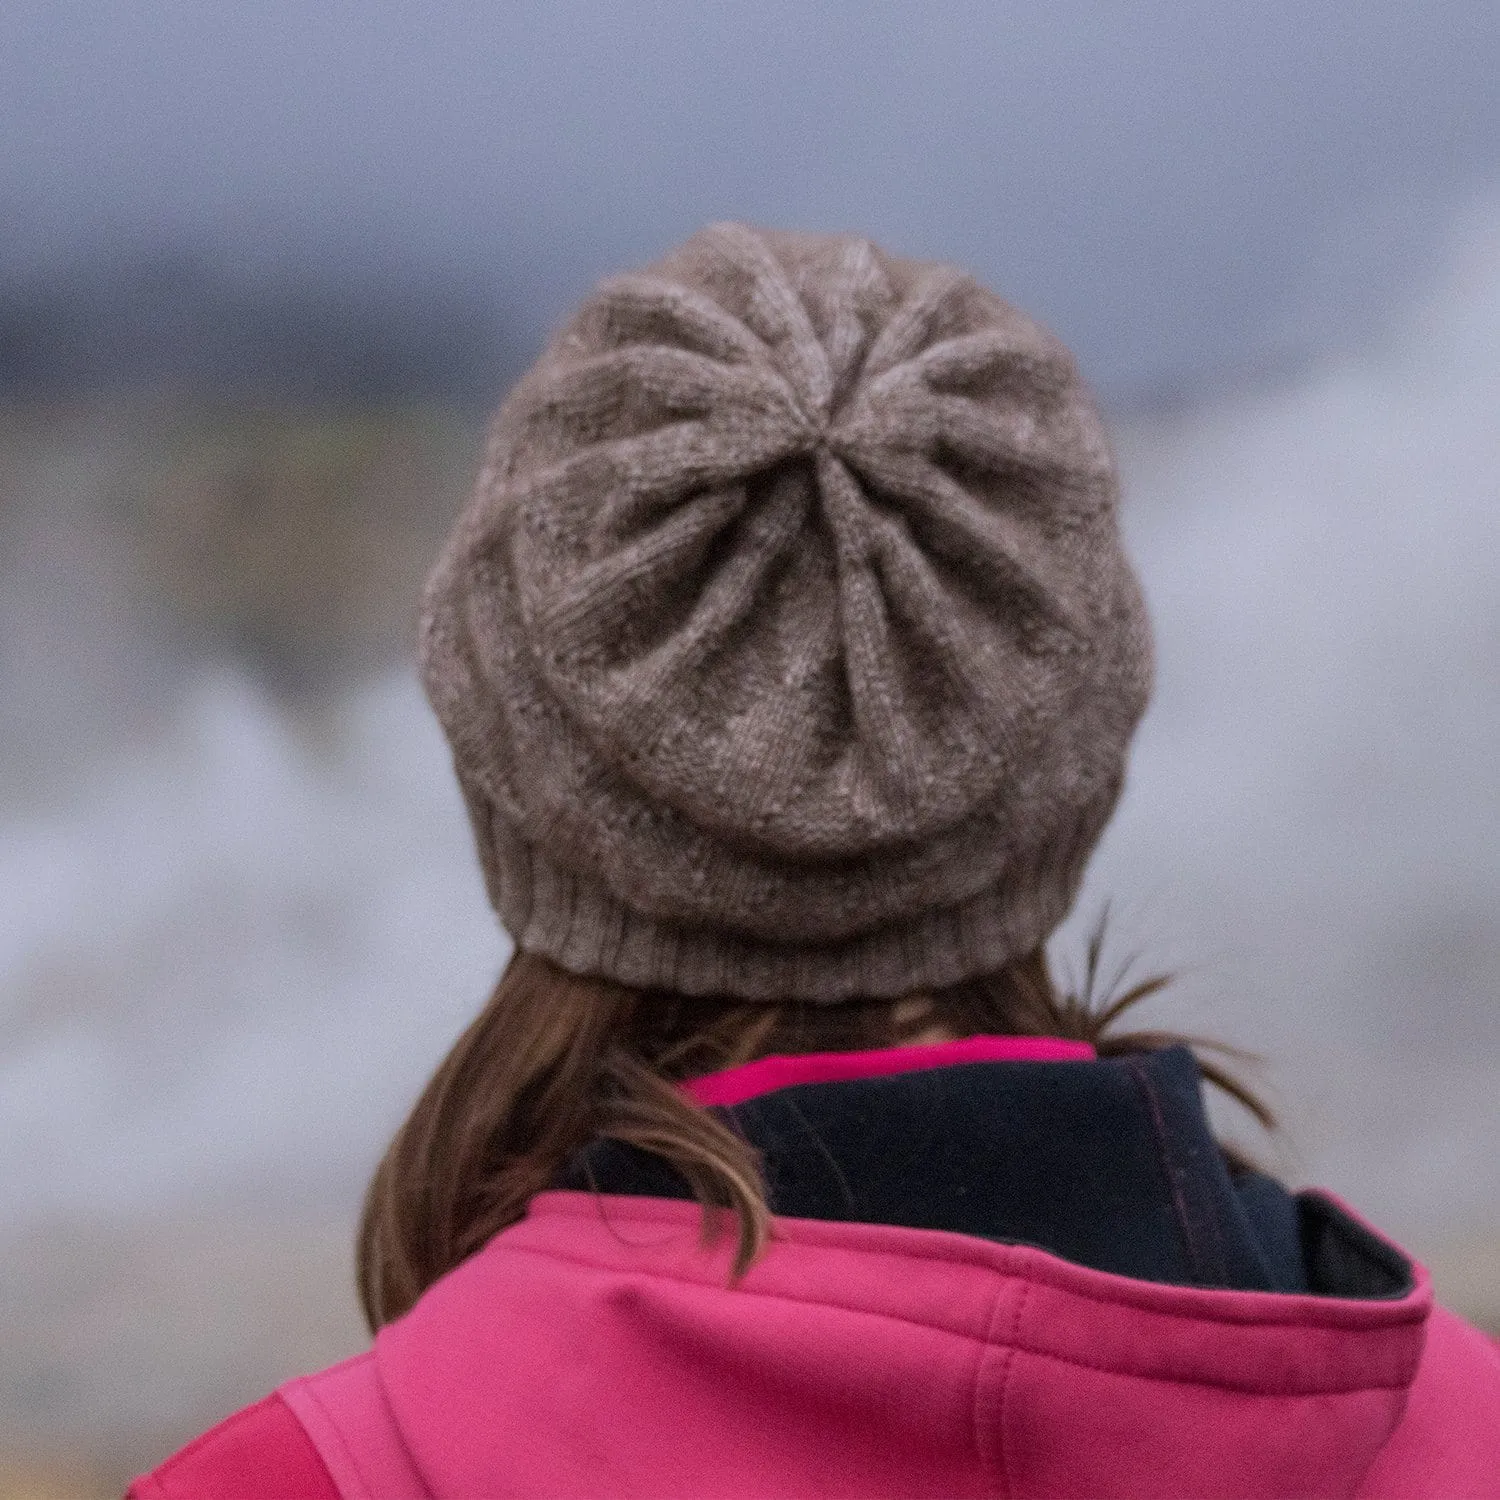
[6,0,1500,390]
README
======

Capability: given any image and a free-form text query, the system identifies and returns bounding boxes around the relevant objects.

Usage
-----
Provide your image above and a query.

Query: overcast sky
[6,0,1500,392]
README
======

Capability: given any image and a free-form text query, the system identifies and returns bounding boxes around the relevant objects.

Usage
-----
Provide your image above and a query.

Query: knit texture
[420,222,1152,1000]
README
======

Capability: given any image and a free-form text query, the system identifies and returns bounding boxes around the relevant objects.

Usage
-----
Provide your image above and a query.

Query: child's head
[361,223,1174,1327]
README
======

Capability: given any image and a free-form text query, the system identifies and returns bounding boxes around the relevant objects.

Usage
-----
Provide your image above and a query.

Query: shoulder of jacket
[126,1391,339,1500]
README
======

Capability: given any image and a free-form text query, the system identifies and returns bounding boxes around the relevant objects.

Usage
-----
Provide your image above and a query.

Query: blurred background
[3,1,1499,1492]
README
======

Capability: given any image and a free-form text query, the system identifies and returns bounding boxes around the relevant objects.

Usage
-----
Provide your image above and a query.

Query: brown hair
[358,937,1271,1330]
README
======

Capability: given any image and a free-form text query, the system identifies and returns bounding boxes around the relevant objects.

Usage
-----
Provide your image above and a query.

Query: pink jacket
[131,1041,1500,1497]
[132,1189,1500,1498]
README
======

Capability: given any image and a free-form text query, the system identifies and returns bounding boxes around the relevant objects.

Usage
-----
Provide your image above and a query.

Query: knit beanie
[420,222,1152,1002]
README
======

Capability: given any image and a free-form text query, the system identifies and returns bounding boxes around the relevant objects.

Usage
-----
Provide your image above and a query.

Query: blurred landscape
[3,198,1498,1492]
[4,3,1500,1493]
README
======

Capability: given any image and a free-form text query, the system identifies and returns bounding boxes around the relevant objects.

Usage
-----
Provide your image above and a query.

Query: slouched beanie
[421,222,1152,1001]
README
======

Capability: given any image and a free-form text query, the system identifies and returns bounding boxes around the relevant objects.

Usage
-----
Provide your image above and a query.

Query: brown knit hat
[420,222,1152,1001]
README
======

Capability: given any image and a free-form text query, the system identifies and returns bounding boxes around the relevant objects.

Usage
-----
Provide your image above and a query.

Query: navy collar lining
[564,1047,1411,1299]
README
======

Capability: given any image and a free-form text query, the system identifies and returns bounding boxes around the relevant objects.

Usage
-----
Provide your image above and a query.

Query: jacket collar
[567,1044,1412,1298]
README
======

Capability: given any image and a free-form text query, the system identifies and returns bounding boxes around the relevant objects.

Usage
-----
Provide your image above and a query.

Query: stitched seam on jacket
[970,1279,1016,1500]
[993,1280,1030,1499]
[1124,1054,1212,1283]
[504,1227,1427,1329]
[286,1376,375,1500]
[469,1243,1415,1395]
[1350,1374,1424,1497]
[990,1341,1411,1396]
